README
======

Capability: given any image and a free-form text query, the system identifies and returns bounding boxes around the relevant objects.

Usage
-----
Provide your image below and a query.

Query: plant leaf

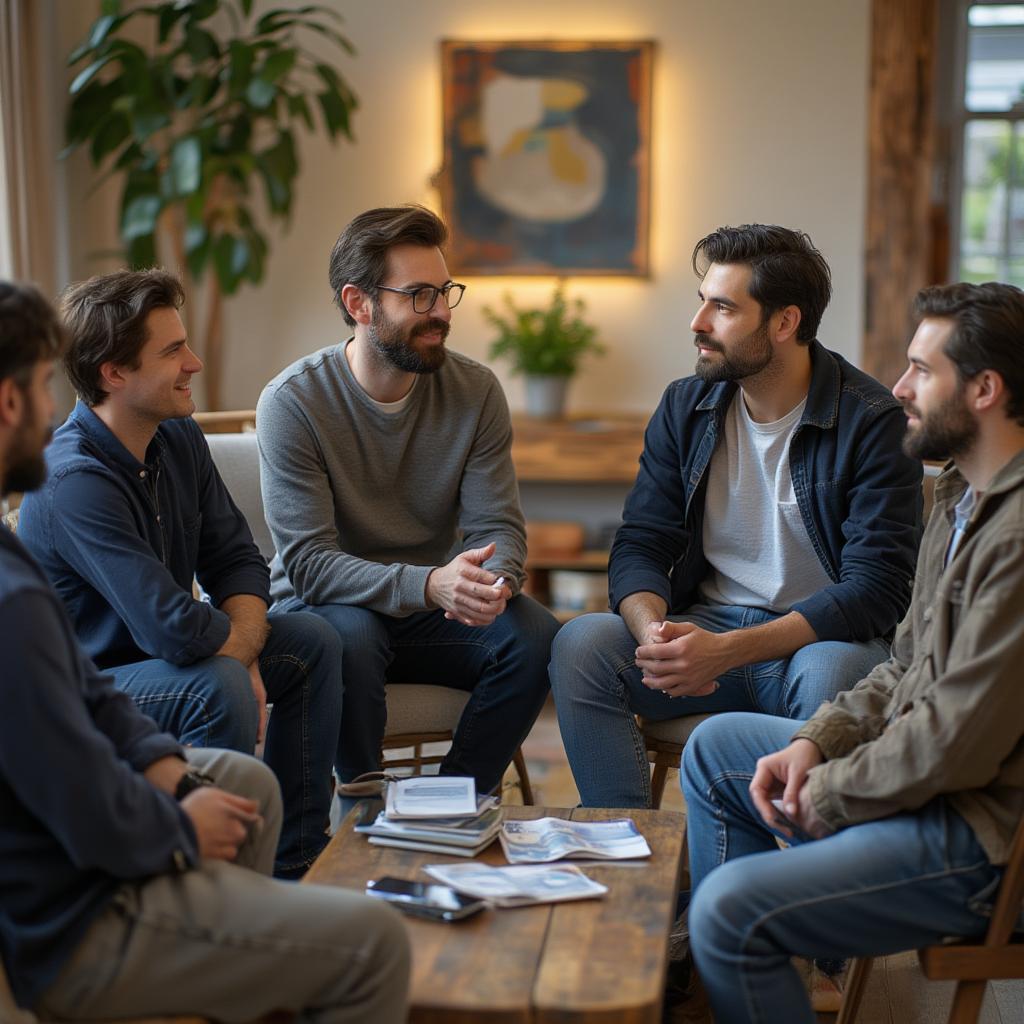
[170,136,202,195]
[70,54,117,95]
[260,48,296,83]
[90,114,131,164]
[122,194,161,240]
[246,77,277,109]
[228,40,255,95]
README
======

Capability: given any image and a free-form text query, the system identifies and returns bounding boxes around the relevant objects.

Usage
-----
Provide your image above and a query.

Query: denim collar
[694,340,838,428]
[67,401,165,474]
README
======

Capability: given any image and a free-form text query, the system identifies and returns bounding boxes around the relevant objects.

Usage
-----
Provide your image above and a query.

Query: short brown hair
[692,224,832,343]
[61,268,184,406]
[915,282,1024,426]
[328,205,447,326]
[0,282,66,388]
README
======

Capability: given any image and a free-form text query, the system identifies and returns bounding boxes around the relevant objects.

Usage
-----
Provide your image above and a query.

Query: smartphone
[770,798,816,844]
[365,876,487,922]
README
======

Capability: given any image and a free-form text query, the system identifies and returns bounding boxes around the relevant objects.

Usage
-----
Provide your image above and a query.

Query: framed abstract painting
[440,40,653,276]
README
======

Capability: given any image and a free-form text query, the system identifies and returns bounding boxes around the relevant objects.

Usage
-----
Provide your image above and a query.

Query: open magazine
[499,817,651,864]
[423,862,608,907]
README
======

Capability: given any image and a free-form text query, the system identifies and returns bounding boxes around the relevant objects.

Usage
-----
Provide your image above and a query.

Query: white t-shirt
[698,393,833,613]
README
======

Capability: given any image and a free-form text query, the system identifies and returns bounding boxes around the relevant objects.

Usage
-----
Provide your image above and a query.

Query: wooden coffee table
[305,805,686,1023]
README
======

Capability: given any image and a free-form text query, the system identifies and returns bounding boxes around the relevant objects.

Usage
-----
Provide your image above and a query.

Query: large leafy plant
[65,0,358,408]
[484,286,605,377]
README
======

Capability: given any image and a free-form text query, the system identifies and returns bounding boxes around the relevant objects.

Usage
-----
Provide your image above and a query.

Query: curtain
[0,0,57,293]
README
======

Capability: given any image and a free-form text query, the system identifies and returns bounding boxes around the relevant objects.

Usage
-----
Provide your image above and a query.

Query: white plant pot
[524,374,570,418]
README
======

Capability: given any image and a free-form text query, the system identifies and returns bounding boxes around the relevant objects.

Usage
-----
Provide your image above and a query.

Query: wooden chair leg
[947,979,988,1024]
[835,956,874,1024]
[512,748,534,805]
[650,762,669,809]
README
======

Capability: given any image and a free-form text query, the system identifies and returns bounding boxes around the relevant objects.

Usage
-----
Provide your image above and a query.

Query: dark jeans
[108,611,343,876]
[275,594,557,794]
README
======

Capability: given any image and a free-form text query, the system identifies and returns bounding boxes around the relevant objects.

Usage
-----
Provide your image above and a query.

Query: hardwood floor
[510,697,1024,1024]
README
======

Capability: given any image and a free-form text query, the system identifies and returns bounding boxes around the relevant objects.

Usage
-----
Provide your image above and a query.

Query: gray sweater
[257,342,527,616]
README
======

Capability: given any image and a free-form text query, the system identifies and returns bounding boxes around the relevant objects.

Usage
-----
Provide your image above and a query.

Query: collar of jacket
[693,339,838,427]
[933,448,1024,522]
[68,400,166,474]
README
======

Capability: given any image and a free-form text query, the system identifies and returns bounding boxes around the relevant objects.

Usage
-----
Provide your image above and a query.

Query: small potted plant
[484,285,605,418]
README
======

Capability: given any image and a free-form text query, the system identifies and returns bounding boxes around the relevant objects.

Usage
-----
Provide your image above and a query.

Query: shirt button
[139,470,146,479]
[923,607,932,622]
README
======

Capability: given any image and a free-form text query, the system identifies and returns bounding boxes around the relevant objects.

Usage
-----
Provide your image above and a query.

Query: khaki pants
[35,749,409,1024]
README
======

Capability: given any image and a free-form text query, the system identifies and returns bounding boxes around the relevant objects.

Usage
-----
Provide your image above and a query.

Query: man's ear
[97,360,128,396]
[0,376,25,430]
[970,368,1005,415]
[341,284,373,326]
[773,304,803,345]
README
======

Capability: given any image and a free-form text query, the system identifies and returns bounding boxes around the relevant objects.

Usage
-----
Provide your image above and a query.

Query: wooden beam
[863,0,939,387]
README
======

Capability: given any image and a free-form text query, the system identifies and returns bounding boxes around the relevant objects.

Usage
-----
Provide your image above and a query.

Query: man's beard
[4,413,52,495]
[369,304,448,374]
[901,388,978,461]
[694,321,773,383]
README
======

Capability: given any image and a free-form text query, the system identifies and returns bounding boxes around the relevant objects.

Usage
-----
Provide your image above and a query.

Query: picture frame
[440,40,653,277]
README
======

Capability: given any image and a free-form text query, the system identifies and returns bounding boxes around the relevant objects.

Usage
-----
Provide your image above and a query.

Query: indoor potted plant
[64,0,359,410]
[484,285,605,418]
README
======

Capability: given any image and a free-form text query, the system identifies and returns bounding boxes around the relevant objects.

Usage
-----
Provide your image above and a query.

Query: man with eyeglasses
[258,204,558,801]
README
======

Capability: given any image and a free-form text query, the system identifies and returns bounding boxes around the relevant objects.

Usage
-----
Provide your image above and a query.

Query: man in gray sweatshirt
[257,205,558,795]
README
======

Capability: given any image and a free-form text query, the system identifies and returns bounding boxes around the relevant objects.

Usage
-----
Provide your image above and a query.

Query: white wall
[60,0,871,416]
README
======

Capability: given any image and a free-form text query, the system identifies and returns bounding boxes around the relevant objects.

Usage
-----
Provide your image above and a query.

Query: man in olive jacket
[680,281,1024,1024]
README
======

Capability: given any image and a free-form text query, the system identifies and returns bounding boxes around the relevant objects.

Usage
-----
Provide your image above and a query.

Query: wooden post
[863,0,939,387]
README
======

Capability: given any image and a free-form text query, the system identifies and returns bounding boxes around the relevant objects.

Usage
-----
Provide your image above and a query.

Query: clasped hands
[635,619,730,698]
[426,542,512,627]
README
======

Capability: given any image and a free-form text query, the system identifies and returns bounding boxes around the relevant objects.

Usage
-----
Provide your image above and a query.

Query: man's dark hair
[328,205,448,326]
[915,281,1024,426]
[61,268,185,407]
[0,281,67,388]
[691,224,832,343]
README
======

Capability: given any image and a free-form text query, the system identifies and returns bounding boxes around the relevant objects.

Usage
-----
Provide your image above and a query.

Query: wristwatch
[174,768,216,801]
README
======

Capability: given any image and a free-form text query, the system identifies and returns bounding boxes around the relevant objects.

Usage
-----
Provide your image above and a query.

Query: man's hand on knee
[182,787,263,861]
[749,739,832,840]
[426,542,511,627]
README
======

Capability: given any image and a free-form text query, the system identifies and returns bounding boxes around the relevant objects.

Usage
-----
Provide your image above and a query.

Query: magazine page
[499,817,652,864]
[385,776,478,818]
[423,862,608,906]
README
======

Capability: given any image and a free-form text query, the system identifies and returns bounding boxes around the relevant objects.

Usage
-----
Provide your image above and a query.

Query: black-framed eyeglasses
[377,281,466,314]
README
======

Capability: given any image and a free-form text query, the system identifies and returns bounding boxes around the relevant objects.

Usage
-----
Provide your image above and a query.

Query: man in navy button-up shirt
[19,269,344,877]
[549,225,923,808]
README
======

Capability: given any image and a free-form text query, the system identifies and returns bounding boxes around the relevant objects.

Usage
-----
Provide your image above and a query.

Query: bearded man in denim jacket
[550,225,922,808]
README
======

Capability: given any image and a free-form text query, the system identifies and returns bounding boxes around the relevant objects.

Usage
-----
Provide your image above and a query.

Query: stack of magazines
[354,776,501,857]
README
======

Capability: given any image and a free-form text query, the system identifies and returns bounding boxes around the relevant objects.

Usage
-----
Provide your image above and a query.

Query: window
[953,3,1024,284]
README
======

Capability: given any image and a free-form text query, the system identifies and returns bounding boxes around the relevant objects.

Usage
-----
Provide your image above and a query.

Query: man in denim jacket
[681,281,1024,1023]
[550,225,922,807]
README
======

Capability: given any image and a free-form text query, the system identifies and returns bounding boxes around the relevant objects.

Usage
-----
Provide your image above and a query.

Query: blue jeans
[108,611,343,877]
[681,714,1001,1024]
[274,594,558,794]
[548,606,890,807]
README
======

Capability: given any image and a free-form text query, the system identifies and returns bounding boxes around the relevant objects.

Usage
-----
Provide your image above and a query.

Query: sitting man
[18,269,343,878]
[550,224,923,807]
[258,204,557,796]
[0,280,408,1023]
[681,281,1024,1023]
